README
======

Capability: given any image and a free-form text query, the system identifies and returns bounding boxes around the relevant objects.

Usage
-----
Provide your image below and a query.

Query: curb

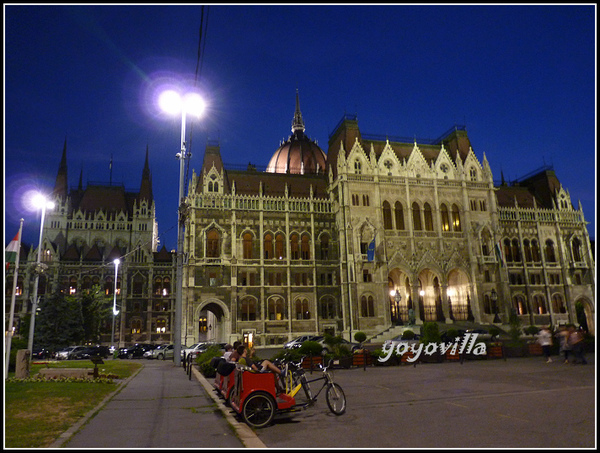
[192,366,267,448]
[48,366,143,448]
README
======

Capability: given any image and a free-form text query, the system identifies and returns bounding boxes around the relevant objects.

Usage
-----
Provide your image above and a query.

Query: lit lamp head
[158,90,205,118]
[31,193,55,211]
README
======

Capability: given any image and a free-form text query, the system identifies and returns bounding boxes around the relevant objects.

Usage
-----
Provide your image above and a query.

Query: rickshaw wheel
[242,392,276,428]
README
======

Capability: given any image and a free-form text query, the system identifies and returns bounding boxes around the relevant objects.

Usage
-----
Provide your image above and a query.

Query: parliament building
[6,95,595,348]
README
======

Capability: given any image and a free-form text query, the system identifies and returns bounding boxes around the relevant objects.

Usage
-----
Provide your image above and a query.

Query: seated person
[222,344,233,361]
[228,341,242,362]
[237,345,282,375]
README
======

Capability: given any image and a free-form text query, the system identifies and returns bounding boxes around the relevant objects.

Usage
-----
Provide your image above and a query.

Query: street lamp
[27,193,55,357]
[159,88,205,366]
[111,259,120,353]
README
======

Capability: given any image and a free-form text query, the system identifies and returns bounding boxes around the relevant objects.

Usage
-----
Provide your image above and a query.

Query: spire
[139,145,153,202]
[53,137,69,200]
[291,89,305,134]
[78,166,83,191]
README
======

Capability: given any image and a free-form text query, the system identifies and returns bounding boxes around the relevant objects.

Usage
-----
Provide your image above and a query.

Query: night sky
[4,5,596,251]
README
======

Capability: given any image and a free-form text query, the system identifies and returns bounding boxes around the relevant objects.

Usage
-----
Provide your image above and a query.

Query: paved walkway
[60,361,246,448]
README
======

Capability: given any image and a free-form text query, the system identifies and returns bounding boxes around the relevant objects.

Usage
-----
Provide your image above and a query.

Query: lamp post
[159,89,205,366]
[5,218,24,378]
[394,289,402,325]
[491,289,501,323]
[112,259,120,353]
[27,194,55,357]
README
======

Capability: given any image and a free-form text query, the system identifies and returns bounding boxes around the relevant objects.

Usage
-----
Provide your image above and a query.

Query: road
[251,355,595,448]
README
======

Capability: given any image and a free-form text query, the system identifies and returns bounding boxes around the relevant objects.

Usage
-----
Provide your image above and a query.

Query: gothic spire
[139,145,153,202]
[53,137,69,200]
[291,89,305,134]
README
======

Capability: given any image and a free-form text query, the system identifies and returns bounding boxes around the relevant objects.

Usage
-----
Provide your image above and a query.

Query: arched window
[320,297,338,319]
[513,295,528,315]
[531,240,541,262]
[532,294,547,314]
[504,239,513,262]
[423,203,434,231]
[243,232,253,259]
[295,298,310,319]
[383,201,392,230]
[264,233,273,259]
[156,318,167,333]
[412,202,422,231]
[290,234,300,260]
[545,240,556,263]
[512,239,521,262]
[440,204,450,232]
[451,204,461,231]
[354,160,362,174]
[572,237,582,262]
[394,201,405,230]
[301,234,310,260]
[268,296,285,320]
[523,239,532,262]
[275,233,285,259]
[320,234,330,260]
[131,318,142,334]
[469,168,478,181]
[206,229,220,258]
[240,297,257,321]
[69,276,77,295]
[361,295,375,317]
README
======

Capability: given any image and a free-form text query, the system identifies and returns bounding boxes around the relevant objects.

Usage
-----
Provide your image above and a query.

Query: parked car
[144,344,174,360]
[382,333,421,351]
[32,348,52,360]
[313,336,361,354]
[117,343,155,359]
[71,346,105,360]
[283,335,320,349]
[182,342,226,361]
[56,345,87,360]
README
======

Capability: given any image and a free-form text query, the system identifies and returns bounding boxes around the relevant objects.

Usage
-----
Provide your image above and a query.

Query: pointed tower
[53,138,69,200]
[292,89,305,134]
[139,145,153,203]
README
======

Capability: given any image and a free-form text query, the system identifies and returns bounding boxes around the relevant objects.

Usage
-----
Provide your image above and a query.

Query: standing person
[536,326,553,363]
[568,326,588,365]
[555,326,572,364]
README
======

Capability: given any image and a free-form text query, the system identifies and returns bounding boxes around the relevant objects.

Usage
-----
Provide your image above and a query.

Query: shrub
[524,325,540,336]
[196,345,223,377]
[354,331,367,344]
[488,326,502,339]
[421,322,441,345]
[299,340,323,357]
[401,330,415,340]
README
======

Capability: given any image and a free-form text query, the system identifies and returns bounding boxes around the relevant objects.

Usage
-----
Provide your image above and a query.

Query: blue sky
[4,4,596,250]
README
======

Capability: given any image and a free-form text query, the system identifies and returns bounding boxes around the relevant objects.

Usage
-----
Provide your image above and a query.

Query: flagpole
[5,218,24,378]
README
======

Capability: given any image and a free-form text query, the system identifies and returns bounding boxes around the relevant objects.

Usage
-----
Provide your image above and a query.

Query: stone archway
[417,269,443,322]
[447,269,472,322]
[575,297,595,336]
[192,299,230,344]
[388,268,411,325]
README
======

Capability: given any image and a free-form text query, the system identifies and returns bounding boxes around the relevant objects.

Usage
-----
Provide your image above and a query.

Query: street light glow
[158,90,205,117]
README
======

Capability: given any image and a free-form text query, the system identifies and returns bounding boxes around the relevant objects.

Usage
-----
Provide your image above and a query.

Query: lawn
[4,360,142,448]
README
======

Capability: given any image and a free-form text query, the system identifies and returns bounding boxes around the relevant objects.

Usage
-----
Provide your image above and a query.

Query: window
[275,234,285,259]
[423,203,434,231]
[361,295,375,317]
[394,202,405,230]
[264,234,273,259]
[206,229,220,258]
[156,318,167,333]
[268,297,285,320]
[354,160,362,174]
[352,194,359,206]
[363,269,372,282]
[412,202,422,231]
[320,297,338,319]
[451,204,461,231]
[243,232,253,259]
[545,240,556,263]
[383,201,392,229]
[240,297,257,321]
[513,295,528,315]
[290,234,300,260]
[532,294,547,314]
[320,234,330,260]
[572,237,582,262]
[504,239,513,262]
[131,318,142,334]
[301,234,310,260]
[295,298,310,319]
[362,195,370,206]
[69,276,77,295]
[552,294,566,313]
[469,168,477,181]
[511,239,521,262]
[440,204,450,231]
[523,240,532,262]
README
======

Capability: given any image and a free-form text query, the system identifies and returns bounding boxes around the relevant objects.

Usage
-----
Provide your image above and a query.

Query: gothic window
[290,234,300,260]
[423,203,434,231]
[301,234,310,260]
[551,294,567,314]
[511,239,521,262]
[354,160,362,174]
[131,318,142,334]
[545,240,557,263]
[383,201,392,230]
[295,298,310,319]
[352,194,359,206]
[361,295,375,317]
[264,233,273,259]
[320,297,338,319]
[206,229,220,258]
[572,237,582,262]
[504,239,513,262]
[156,318,167,333]
[240,297,257,321]
[469,168,477,181]
[451,204,461,231]
[362,195,370,206]
[531,240,541,262]
[268,296,285,320]
[394,201,405,230]
[320,234,330,260]
[532,294,547,314]
[523,240,532,262]
[440,204,450,231]
[275,233,285,259]
[132,274,144,296]
[513,295,528,315]
[412,202,422,231]
[243,232,253,259]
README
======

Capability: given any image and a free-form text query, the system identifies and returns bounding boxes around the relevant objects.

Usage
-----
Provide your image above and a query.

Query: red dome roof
[266,91,327,175]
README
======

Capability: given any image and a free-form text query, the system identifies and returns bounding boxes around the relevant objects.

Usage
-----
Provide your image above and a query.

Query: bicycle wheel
[325,383,346,415]
[242,392,276,428]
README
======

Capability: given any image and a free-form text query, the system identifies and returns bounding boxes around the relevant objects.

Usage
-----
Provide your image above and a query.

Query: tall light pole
[159,89,205,366]
[111,259,120,353]
[27,194,55,356]
[5,218,24,377]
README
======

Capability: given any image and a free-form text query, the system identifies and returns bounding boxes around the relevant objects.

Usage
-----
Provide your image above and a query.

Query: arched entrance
[388,269,411,324]
[575,297,595,336]
[193,300,229,343]
[417,269,444,322]
[447,269,472,321]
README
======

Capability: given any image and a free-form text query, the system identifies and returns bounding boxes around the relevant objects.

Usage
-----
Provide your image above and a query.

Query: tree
[35,292,85,351]
[80,285,112,343]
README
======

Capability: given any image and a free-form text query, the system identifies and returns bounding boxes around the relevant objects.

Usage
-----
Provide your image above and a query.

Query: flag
[5,232,20,270]
[367,237,376,262]
[494,240,505,268]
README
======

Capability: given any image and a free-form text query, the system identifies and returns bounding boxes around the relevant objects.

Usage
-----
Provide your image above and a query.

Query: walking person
[536,326,553,363]
[568,326,588,365]
[555,326,572,364]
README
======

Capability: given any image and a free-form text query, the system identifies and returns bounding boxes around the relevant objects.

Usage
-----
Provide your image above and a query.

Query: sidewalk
[58,360,250,449]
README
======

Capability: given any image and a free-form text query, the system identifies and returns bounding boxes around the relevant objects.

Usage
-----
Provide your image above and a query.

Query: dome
[266,92,327,175]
